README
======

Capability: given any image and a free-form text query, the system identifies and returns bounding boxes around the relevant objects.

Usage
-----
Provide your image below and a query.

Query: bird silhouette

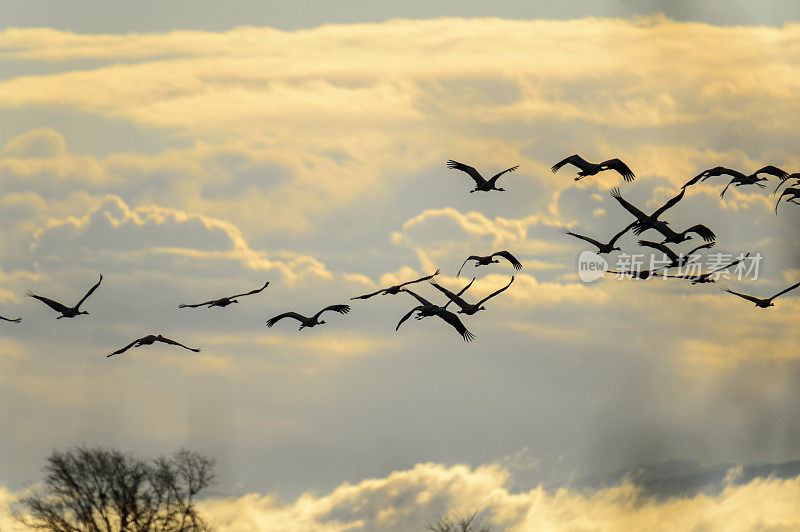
[107,334,200,357]
[637,240,715,270]
[610,187,715,244]
[721,281,800,308]
[0,315,21,324]
[683,165,788,189]
[775,188,800,213]
[606,269,661,280]
[351,270,440,300]
[395,289,475,342]
[27,274,103,319]
[560,221,637,254]
[429,276,514,315]
[446,160,519,192]
[179,281,269,309]
[551,154,635,182]
[266,304,350,330]
[661,253,750,285]
[457,251,522,277]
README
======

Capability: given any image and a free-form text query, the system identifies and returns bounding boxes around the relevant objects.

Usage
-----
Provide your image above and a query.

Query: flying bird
[551,154,635,182]
[559,221,637,254]
[266,304,350,330]
[396,289,475,342]
[720,281,800,308]
[0,315,21,323]
[637,240,715,270]
[27,274,103,319]
[429,276,514,315]
[610,187,715,244]
[662,253,750,284]
[718,175,771,199]
[446,160,519,193]
[351,270,440,300]
[179,281,269,309]
[457,251,522,277]
[107,334,200,358]
[606,269,661,280]
[775,187,800,213]
[684,165,788,189]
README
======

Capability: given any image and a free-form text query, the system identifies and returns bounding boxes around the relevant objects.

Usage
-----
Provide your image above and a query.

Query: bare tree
[427,511,491,532]
[15,446,215,531]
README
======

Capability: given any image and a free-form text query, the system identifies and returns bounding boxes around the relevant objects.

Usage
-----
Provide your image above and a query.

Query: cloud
[392,207,566,270]
[0,128,67,159]
[193,461,800,531]
[3,18,800,135]
[5,460,800,531]
[31,195,332,285]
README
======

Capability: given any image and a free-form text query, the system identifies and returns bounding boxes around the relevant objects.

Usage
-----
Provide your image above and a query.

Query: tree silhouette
[427,511,491,532]
[16,446,214,531]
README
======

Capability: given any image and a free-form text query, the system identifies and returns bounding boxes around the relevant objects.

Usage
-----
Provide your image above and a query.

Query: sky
[2,2,800,530]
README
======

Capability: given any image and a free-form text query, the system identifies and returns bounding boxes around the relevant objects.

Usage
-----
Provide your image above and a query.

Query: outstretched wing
[684,224,716,243]
[350,288,384,300]
[178,300,217,309]
[27,291,70,315]
[230,281,270,299]
[457,256,480,277]
[76,274,103,309]
[638,240,679,262]
[430,281,469,310]
[455,278,475,296]
[487,165,519,186]
[107,339,140,358]
[401,289,434,307]
[652,188,686,219]
[477,276,515,306]
[720,284,762,305]
[560,226,604,250]
[700,166,742,182]
[683,169,710,188]
[753,165,788,179]
[266,311,307,327]
[771,281,800,301]
[491,250,522,270]
[601,158,635,182]
[156,336,201,353]
[447,160,486,186]
[397,269,440,289]
[0,315,21,323]
[708,253,749,275]
[610,187,648,221]
[314,304,351,321]
[551,154,591,173]
[396,305,426,331]
[608,221,638,246]
[434,308,475,342]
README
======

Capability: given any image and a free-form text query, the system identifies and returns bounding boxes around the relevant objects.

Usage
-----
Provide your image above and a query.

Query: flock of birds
[553,156,800,302]
[1,154,797,354]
